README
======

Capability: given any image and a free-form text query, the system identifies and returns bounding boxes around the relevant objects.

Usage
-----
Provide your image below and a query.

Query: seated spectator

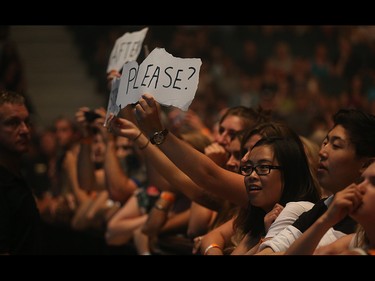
[256,109,375,254]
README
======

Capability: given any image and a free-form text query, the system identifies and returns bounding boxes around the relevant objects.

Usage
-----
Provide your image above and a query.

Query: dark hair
[234,128,321,240]
[0,90,25,105]
[332,109,375,158]
[254,137,320,204]
[220,106,270,137]
[240,121,296,158]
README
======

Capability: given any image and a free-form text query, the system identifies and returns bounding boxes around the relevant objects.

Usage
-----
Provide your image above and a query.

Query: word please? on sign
[126,64,197,94]
[117,48,202,111]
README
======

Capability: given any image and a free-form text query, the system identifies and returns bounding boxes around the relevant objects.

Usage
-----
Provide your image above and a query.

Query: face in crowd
[318,125,365,194]
[242,142,283,212]
[351,161,375,227]
[216,114,244,149]
[225,137,242,173]
[0,99,31,155]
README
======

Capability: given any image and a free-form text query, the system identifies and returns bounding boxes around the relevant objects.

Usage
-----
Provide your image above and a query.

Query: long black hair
[234,125,321,241]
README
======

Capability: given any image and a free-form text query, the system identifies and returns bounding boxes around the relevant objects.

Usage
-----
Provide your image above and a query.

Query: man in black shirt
[0,90,40,254]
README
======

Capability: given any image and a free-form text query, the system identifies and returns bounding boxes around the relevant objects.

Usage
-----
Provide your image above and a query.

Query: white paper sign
[116,48,202,111]
[104,77,121,127]
[106,27,149,73]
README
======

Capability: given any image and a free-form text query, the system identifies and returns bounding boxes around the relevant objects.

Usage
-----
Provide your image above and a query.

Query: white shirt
[259,195,348,252]
[265,201,314,239]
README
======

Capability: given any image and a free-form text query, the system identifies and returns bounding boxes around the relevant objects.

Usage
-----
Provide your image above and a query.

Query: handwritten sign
[106,27,149,73]
[116,48,202,111]
[104,77,121,127]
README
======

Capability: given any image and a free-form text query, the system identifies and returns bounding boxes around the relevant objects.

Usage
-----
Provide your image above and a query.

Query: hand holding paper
[117,48,202,111]
[104,47,202,127]
[133,94,164,137]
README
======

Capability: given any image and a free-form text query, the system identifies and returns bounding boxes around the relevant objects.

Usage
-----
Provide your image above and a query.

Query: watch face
[151,129,168,145]
[153,133,164,145]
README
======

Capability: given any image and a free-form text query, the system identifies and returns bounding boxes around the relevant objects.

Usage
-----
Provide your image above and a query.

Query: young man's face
[318,125,365,194]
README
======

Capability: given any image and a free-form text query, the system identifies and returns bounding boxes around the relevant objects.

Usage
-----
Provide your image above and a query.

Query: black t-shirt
[0,166,41,254]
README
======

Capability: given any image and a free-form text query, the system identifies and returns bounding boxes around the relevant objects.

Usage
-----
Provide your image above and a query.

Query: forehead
[249,144,274,161]
[327,125,349,143]
[245,134,262,151]
[0,103,28,120]
[220,115,244,131]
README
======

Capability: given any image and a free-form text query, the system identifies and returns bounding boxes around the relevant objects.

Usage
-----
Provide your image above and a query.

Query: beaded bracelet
[203,243,222,255]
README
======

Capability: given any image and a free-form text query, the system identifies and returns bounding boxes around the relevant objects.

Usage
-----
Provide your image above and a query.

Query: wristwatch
[150,129,169,145]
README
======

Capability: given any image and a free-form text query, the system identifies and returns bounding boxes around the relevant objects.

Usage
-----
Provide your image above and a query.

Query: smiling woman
[199,125,322,255]
[234,136,321,243]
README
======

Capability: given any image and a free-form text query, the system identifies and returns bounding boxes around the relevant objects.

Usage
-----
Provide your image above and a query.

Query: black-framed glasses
[240,164,282,176]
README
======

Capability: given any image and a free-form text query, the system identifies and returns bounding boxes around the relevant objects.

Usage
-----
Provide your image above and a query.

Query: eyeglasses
[240,164,282,176]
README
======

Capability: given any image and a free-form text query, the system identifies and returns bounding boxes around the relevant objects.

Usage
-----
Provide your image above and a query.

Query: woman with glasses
[198,136,321,255]
[192,121,323,254]
[108,95,267,208]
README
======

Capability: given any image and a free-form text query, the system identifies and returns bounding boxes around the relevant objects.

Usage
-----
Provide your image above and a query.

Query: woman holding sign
[108,94,308,208]
[107,94,321,255]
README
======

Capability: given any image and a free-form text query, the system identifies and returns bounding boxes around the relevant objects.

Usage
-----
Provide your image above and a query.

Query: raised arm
[131,94,248,207]
[104,135,138,203]
[62,149,90,205]
[109,116,227,210]
[75,107,98,191]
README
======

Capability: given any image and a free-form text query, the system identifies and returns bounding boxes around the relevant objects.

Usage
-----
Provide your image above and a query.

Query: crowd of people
[1,25,375,255]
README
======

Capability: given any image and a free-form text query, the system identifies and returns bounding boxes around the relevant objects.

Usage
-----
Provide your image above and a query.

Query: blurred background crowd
[1,25,375,254]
